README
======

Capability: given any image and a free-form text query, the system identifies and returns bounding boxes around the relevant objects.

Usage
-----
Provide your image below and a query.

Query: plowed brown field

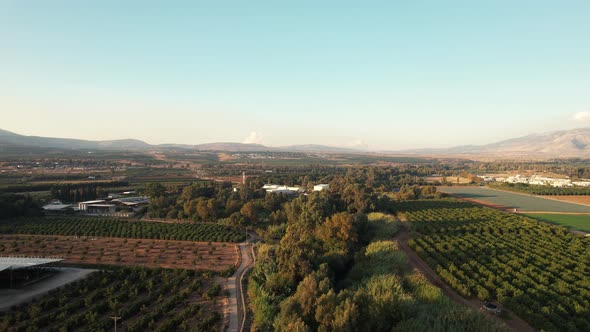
[0,234,238,271]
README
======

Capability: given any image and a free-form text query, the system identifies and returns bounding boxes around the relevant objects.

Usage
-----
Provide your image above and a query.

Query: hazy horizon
[2,1,589,150]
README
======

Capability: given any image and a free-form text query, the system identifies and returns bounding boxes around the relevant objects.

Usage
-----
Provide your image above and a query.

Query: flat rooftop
[0,257,64,272]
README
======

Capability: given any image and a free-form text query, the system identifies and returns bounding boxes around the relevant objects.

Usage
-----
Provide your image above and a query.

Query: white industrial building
[78,200,116,214]
[313,184,330,191]
[78,200,106,210]
[263,184,303,195]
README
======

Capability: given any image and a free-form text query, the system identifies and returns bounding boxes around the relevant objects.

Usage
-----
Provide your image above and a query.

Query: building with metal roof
[0,256,64,272]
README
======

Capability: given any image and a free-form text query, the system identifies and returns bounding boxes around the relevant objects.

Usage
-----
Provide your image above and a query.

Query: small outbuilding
[313,184,329,191]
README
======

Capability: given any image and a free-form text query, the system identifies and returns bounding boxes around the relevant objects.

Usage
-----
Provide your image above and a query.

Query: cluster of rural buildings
[479,174,590,188]
[42,192,149,216]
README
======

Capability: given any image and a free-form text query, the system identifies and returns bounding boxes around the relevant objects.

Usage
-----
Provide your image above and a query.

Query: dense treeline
[0,181,129,198]
[0,194,42,219]
[145,181,271,222]
[202,163,347,180]
[144,167,442,224]
[403,201,590,332]
[0,217,246,242]
[471,160,590,179]
[0,267,222,332]
[49,181,130,202]
[248,190,506,331]
[489,182,590,195]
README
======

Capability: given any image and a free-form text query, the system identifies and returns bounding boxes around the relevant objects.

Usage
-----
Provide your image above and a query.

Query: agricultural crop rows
[402,201,590,332]
[0,235,237,272]
[0,268,222,332]
[491,183,590,196]
[0,217,246,242]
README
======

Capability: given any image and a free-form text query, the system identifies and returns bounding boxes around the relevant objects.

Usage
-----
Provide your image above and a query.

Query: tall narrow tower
[242,171,246,185]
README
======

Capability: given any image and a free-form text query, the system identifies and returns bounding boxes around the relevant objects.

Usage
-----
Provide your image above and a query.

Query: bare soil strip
[0,234,238,271]
[541,195,590,206]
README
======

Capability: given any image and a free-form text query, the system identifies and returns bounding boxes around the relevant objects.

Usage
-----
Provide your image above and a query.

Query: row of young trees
[405,201,590,332]
[489,182,590,195]
[0,216,246,242]
[49,181,130,202]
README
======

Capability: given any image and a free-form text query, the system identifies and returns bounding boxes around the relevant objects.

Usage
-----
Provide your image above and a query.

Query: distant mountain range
[400,128,590,159]
[0,129,359,153]
[2,127,590,159]
[0,128,152,150]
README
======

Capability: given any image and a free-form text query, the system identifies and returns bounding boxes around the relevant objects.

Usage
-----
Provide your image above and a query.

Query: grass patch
[525,213,590,232]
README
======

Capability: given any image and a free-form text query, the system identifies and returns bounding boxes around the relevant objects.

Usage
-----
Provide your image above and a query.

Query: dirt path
[394,229,534,332]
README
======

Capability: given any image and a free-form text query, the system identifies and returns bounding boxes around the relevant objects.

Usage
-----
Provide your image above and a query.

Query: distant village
[478,174,590,188]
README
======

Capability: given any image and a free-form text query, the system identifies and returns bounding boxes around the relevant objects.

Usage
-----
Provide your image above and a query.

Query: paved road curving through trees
[225,235,256,332]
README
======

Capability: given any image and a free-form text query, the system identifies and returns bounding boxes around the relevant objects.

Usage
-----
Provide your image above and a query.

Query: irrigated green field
[524,213,590,233]
[439,186,590,213]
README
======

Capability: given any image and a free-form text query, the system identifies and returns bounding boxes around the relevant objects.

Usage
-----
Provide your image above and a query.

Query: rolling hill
[401,128,590,159]
[0,129,151,150]
[0,129,354,153]
[4,127,590,158]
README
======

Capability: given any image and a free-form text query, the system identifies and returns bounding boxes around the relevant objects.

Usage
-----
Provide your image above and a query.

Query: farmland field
[0,217,246,242]
[0,235,238,271]
[0,267,223,331]
[425,176,472,184]
[524,214,590,233]
[402,200,590,332]
[439,186,590,213]
[550,196,590,205]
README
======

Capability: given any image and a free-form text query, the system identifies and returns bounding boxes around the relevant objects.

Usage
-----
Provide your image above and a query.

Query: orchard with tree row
[0,267,222,332]
[489,182,590,195]
[403,200,590,332]
[0,217,246,242]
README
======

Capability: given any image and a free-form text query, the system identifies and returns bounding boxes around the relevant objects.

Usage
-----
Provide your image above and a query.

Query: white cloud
[243,131,264,144]
[347,139,369,149]
[573,111,590,121]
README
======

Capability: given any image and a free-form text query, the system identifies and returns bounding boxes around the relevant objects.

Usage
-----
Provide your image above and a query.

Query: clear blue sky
[1,1,589,150]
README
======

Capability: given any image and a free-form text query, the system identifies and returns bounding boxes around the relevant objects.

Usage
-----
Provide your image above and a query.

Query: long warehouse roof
[0,257,64,272]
